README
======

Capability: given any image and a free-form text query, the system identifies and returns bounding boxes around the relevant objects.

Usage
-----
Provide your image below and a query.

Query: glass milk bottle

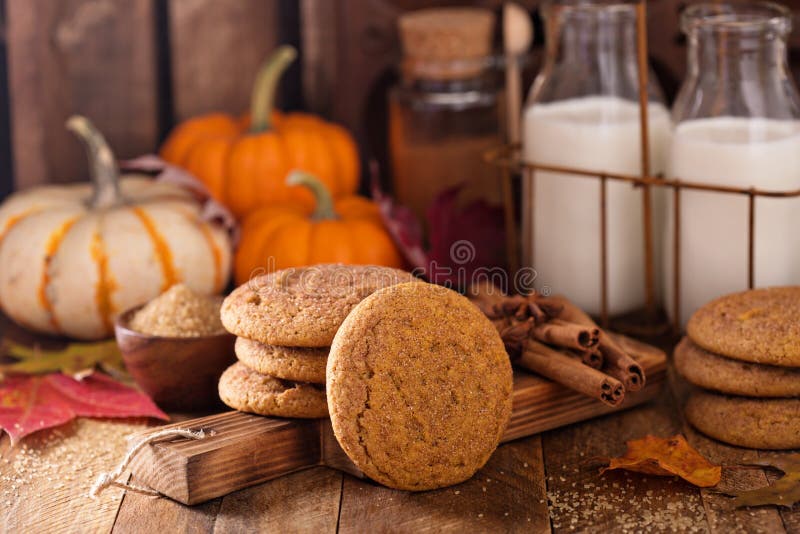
[522,0,670,316]
[665,2,800,326]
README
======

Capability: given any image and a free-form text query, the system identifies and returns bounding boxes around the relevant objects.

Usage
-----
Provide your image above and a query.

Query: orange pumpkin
[160,46,359,219]
[234,172,403,284]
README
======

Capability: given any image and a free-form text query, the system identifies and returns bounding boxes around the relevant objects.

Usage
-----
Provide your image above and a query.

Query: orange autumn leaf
[598,434,721,488]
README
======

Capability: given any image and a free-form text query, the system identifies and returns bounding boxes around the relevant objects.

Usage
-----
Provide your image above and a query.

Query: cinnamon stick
[469,283,637,401]
[531,318,599,351]
[597,334,645,391]
[542,296,645,391]
[517,340,625,407]
[531,297,564,319]
[575,348,604,370]
[527,301,547,323]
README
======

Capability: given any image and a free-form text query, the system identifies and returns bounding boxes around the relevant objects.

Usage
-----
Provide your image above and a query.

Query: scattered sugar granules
[1,419,146,532]
[545,462,707,533]
[130,284,224,337]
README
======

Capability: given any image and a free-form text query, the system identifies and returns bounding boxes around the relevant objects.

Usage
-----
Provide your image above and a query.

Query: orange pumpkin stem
[250,46,298,133]
[286,171,338,220]
[66,115,122,210]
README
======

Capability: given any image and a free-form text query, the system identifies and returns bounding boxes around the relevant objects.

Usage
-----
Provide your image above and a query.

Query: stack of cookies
[676,287,800,450]
[217,264,416,419]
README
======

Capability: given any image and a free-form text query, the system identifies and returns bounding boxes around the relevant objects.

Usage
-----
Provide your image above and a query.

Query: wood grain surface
[124,339,665,506]
[0,418,152,533]
[3,353,800,532]
[5,0,159,188]
[167,0,279,122]
[127,414,324,505]
[337,435,551,533]
[9,0,800,192]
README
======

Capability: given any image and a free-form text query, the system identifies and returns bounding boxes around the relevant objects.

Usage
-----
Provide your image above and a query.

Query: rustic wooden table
[2,363,799,533]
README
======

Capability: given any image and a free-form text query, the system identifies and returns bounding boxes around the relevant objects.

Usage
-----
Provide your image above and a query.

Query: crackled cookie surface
[221,264,416,347]
[685,390,800,450]
[218,362,328,418]
[687,287,800,367]
[327,282,513,491]
[235,337,328,384]
[674,337,800,398]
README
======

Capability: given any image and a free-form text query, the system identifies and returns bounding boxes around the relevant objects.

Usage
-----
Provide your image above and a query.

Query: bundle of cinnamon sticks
[468,282,645,407]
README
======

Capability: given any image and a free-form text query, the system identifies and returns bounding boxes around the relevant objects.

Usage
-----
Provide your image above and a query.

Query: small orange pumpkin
[234,172,403,284]
[160,46,359,219]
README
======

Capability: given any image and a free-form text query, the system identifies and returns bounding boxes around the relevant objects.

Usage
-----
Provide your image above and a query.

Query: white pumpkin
[0,116,232,340]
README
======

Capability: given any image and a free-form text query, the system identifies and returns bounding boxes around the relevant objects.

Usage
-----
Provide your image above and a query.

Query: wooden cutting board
[128,336,666,505]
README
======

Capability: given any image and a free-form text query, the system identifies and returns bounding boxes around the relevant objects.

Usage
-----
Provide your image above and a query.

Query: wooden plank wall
[2,0,283,191]
[0,0,13,199]
[6,0,161,188]
[300,0,541,151]
[167,0,279,122]
[3,0,799,194]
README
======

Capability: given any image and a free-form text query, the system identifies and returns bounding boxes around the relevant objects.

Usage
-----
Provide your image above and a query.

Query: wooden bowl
[115,305,236,411]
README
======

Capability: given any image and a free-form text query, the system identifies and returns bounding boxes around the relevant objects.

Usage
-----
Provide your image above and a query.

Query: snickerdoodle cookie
[218,362,328,418]
[221,264,417,347]
[235,337,328,384]
[687,287,800,367]
[674,337,800,398]
[327,282,513,491]
[685,389,800,450]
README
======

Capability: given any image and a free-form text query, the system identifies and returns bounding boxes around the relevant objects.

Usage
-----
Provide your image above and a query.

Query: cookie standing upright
[221,264,417,347]
[327,282,513,491]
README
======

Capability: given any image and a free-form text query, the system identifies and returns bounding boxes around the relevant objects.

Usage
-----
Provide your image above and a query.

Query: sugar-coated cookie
[327,282,513,491]
[235,337,327,384]
[218,362,328,418]
[685,390,800,450]
[687,287,800,367]
[221,264,417,347]
[674,337,800,398]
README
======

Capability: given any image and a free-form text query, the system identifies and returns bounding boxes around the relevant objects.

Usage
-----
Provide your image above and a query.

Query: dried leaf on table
[724,454,800,508]
[598,434,721,487]
[0,339,123,379]
[0,372,168,445]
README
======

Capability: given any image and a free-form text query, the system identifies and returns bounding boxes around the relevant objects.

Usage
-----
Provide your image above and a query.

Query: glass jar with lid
[665,1,800,325]
[522,0,670,317]
[389,8,504,226]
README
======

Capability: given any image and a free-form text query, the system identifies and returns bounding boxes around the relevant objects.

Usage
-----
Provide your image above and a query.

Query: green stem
[250,45,298,133]
[286,171,338,220]
[66,115,122,209]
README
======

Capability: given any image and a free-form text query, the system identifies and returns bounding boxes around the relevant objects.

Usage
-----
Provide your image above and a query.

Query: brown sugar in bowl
[115,304,236,411]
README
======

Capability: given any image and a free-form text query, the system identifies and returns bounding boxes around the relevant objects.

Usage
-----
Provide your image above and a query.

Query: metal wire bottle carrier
[485,1,800,333]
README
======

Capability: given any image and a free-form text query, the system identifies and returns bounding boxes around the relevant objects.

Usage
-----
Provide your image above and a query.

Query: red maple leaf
[0,372,169,445]
[373,180,507,287]
[425,185,507,286]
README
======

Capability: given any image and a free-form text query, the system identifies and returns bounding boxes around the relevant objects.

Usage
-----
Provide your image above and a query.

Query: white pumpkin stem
[286,171,338,220]
[66,115,122,209]
[250,46,297,133]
